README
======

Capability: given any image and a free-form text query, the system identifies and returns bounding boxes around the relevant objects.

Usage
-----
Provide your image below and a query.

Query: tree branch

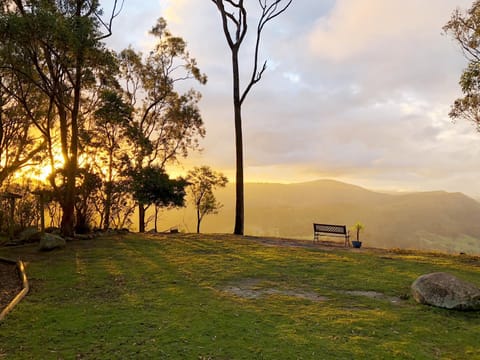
[240,0,292,104]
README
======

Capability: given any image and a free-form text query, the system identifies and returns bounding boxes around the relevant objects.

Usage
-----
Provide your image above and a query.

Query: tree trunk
[38,193,45,233]
[60,22,83,237]
[232,49,244,235]
[103,184,112,230]
[138,204,145,233]
[103,150,115,230]
[196,207,201,234]
[75,208,88,234]
[57,101,75,237]
[60,193,75,237]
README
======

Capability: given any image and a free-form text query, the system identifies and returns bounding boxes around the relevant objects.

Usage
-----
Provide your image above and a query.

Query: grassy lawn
[1,233,479,359]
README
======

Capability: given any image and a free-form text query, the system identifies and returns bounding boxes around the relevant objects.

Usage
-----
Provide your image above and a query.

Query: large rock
[38,233,66,251]
[411,272,480,310]
[17,227,42,244]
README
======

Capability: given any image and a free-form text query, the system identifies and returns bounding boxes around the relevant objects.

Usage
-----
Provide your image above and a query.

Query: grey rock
[38,233,66,251]
[411,272,480,310]
[16,227,42,244]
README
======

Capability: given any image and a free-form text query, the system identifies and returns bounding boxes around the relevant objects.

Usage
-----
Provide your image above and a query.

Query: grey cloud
[101,0,480,196]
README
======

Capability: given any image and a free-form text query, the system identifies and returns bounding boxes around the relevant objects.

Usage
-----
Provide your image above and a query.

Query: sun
[35,163,55,183]
[13,162,54,185]
[13,150,65,185]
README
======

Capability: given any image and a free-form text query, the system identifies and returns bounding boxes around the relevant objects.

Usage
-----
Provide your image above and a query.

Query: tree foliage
[117,18,206,232]
[0,0,121,236]
[130,165,187,232]
[118,18,206,172]
[444,1,480,128]
[74,167,102,234]
[0,78,45,185]
[131,166,187,208]
[0,181,39,237]
[86,89,133,229]
[187,166,228,233]
[0,8,206,236]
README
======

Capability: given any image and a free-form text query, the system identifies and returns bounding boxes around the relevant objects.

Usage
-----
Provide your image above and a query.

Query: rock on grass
[411,272,480,311]
[38,233,66,251]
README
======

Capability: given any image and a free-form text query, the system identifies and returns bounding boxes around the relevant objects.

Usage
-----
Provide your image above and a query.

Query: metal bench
[313,223,350,247]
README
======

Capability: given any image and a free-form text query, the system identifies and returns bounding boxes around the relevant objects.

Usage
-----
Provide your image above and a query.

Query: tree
[0,0,122,236]
[211,0,293,235]
[118,18,206,232]
[88,89,132,230]
[444,1,480,128]
[108,180,135,230]
[73,167,102,233]
[0,180,39,236]
[187,166,228,233]
[130,165,187,232]
[0,74,45,186]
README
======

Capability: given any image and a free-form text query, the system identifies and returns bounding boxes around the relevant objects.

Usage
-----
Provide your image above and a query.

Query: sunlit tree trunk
[154,205,159,233]
[138,204,146,233]
[232,49,244,235]
[196,207,201,234]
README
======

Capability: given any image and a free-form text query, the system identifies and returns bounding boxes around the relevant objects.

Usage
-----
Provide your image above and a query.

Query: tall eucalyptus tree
[211,0,293,235]
[117,18,207,232]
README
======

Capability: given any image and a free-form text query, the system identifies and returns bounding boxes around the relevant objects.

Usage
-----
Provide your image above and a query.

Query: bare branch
[240,0,292,104]
[212,0,234,49]
[89,0,125,41]
[212,0,248,49]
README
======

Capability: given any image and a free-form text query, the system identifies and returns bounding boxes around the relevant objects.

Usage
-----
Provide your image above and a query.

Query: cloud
[102,0,480,196]
[103,0,162,51]
[308,0,469,61]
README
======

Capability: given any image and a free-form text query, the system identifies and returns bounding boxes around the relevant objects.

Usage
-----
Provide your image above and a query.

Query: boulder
[16,227,42,244]
[411,272,480,310]
[38,233,66,251]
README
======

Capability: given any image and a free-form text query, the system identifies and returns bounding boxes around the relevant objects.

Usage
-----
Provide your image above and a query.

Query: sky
[101,0,480,197]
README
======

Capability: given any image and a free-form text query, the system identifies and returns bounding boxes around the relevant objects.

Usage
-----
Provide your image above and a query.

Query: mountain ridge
[158,179,480,254]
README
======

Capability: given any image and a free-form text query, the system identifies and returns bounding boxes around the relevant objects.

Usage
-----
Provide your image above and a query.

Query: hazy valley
[157,179,480,255]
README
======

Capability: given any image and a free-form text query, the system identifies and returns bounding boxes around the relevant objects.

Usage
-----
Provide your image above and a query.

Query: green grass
[1,234,479,359]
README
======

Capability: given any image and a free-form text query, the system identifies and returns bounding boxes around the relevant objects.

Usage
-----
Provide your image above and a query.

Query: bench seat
[313,223,350,247]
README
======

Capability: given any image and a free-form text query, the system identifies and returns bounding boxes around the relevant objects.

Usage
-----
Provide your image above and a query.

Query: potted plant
[351,222,364,248]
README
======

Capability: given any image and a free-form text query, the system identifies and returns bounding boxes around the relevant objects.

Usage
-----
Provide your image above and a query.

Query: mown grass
[0,233,479,359]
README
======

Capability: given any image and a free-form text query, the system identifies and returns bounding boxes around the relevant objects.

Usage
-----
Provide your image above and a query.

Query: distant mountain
[157,179,480,255]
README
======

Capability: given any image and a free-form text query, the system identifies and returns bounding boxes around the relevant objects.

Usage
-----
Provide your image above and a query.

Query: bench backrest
[313,223,347,235]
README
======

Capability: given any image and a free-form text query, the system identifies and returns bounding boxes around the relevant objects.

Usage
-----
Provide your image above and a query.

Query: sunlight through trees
[0,3,206,237]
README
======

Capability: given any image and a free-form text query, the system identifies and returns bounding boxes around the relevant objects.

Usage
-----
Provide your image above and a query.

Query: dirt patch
[342,290,403,304]
[222,279,404,305]
[0,261,22,312]
[222,278,328,302]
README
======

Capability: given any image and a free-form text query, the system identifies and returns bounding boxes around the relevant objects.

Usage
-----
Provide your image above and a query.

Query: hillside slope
[159,179,480,254]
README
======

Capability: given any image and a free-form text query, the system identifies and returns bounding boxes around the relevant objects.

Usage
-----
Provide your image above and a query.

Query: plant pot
[352,241,362,248]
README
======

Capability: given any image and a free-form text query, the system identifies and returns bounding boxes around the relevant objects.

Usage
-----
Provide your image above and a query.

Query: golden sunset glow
[2,2,480,358]
[108,0,478,197]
